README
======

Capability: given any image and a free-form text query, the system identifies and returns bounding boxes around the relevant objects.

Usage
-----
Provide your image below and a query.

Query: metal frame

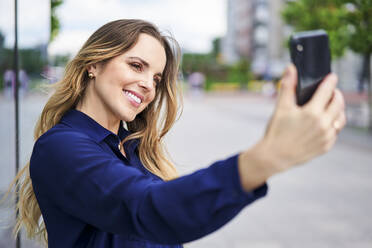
[13,0,21,247]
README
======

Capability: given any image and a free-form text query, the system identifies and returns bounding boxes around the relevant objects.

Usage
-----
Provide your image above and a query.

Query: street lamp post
[13,0,21,247]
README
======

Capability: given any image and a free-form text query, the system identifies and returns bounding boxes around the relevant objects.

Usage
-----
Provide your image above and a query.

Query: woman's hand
[238,64,346,191]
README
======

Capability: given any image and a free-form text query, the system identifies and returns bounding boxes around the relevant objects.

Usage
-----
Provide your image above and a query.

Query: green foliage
[181,35,252,90]
[227,59,252,84]
[282,0,372,56]
[342,0,372,54]
[283,0,372,131]
[0,45,47,91]
[51,0,63,9]
[182,53,216,74]
[211,37,221,59]
[51,15,60,42]
[181,52,252,90]
[282,0,349,58]
[19,49,48,76]
[51,54,70,66]
[1,49,14,68]
[0,30,6,90]
[50,0,64,42]
[0,48,47,76]
[0,48,14,91]
[0,31,4,48]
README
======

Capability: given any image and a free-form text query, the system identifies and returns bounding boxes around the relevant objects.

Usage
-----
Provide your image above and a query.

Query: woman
[7,19,346,247]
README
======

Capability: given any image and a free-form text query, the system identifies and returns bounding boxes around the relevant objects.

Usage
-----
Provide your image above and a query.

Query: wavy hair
[2,19,182,246]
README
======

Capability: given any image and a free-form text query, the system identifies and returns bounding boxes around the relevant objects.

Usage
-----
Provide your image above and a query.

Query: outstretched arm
[238,64,346,191]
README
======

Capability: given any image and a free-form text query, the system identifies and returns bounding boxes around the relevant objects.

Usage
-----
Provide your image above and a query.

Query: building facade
[222,0,290,79]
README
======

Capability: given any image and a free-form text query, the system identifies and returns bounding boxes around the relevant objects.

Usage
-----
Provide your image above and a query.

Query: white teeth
[124,90,141,104]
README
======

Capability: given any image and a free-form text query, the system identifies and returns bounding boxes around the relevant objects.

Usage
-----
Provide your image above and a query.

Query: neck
[76,83,120,135]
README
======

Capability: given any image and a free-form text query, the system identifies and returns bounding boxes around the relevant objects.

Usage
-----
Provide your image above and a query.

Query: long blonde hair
[3,19,182,246]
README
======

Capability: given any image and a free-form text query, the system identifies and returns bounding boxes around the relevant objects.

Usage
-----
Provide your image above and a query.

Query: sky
[0,0,227,55]
[0,0,49,49]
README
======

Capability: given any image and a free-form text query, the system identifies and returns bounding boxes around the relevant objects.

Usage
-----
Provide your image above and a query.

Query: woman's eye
[130,63,142,71]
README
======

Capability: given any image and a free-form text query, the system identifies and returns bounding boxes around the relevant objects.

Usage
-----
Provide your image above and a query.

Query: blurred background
[0,0,371,247]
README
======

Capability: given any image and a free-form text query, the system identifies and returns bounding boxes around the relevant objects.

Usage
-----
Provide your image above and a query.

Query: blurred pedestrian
[357,54,369,94]
[3,69,15,99]
[2,69,29,98]
[19,69,29,97]
[4,19,346,248]
[188,71,205,97]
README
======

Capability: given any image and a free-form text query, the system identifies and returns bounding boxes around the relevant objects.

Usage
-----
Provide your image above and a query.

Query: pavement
[0,91,371,248]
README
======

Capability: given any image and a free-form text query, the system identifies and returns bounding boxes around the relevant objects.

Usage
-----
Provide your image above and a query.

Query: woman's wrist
[237,140,282,192]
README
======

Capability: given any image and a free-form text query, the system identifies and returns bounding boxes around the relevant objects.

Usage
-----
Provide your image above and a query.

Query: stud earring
[88,72,94,79]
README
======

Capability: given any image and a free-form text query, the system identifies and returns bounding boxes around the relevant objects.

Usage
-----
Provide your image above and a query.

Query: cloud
[0,0,227,54]
[48,29,92,55]
[0,0,49,48]
[51,0,226,55]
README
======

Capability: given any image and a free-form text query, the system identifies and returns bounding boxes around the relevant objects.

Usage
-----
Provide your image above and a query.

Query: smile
[123,90,142,104]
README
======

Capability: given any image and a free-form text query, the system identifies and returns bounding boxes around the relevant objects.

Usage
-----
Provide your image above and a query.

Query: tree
[282,0,372,132]
[227,59,252,89]
[211,38,221,59]
[0,30,5,90]
[19,48,47,76]
[341,0,372,132]
[0,31,4,48]
[50,0,64,42]
[282,0,349,59]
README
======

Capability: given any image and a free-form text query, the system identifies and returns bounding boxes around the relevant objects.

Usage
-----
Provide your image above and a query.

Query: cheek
[148,90,157,104]
[100,82,117,97]
[139,91,156,113]
[94,77,121,104]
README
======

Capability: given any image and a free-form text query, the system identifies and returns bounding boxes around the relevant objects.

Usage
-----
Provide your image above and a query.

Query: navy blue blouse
[29,109,268,248]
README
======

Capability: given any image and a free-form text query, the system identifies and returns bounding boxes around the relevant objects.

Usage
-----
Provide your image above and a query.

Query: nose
[138,78,155,91]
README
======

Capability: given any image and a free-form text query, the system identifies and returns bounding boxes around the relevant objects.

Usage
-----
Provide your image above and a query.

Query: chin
[119,111,137,122]
[120,115,136,122]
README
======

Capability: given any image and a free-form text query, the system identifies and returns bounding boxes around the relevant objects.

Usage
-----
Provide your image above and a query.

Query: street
[1,92,371,248]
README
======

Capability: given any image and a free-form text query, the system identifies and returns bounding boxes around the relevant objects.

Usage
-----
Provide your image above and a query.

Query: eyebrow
[128,56,163,78]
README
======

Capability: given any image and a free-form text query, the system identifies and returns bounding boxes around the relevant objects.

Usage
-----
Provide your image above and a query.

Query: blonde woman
[6,19,346,247]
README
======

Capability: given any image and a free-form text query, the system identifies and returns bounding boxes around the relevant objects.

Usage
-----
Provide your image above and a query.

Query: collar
[60,109,131,143]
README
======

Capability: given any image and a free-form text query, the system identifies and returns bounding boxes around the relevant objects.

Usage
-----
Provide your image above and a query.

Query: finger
[333,111,347,134]
[325,89,345,125]
[277,64,297,108]
[308,73,338,112]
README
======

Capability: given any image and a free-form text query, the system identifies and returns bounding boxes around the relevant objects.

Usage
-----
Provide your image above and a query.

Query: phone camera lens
[297,44,303,52]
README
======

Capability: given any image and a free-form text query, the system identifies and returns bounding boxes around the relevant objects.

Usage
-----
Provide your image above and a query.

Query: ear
[86,64,98,76]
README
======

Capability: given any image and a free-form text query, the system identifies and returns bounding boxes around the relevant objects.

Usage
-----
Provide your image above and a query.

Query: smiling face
[86,33,167,124]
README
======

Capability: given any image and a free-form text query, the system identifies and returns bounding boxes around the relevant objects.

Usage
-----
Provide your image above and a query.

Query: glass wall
[0,0,17,246]
[0,0,49,247]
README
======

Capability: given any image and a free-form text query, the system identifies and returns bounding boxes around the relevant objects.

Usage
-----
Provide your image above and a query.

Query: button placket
[117,137,122,151]
[117,136,129,161]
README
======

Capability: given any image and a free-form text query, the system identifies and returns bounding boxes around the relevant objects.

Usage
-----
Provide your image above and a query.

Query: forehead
[124,33,167,73]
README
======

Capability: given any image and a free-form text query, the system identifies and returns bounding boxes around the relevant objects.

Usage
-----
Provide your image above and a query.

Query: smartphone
[289,30,331,106]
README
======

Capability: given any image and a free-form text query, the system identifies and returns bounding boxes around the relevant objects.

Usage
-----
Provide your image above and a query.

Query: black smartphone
[289,30,331,106]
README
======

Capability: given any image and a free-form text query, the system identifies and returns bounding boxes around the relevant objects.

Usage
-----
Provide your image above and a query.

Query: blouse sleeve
[30,129,268,244]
